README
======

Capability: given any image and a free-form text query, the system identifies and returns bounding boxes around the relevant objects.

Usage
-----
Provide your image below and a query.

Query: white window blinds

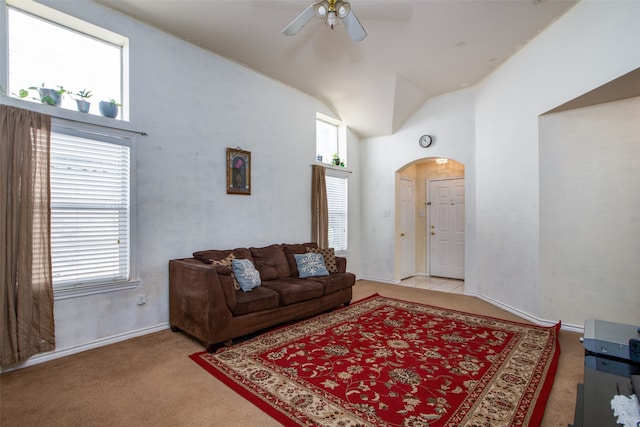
[326,173,348,251]
[50,130,131,288]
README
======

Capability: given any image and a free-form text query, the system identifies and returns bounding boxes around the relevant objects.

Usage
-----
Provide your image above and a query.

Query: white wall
[473,0,640,327]
[344,127,362,274]
[360,89,476,284]
[539,98,640,326]
[1,0,361,367]
[361,0,640,328]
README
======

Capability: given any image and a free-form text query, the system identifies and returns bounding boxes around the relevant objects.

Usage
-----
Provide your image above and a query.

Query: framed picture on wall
[226,148,251,195]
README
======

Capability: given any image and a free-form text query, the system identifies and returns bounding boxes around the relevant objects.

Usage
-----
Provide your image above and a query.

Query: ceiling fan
[282,0,367,42]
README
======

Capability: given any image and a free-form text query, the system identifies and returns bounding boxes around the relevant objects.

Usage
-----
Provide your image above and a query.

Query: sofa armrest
[211,265,237,310]
[335,256,348,273]
[169,258,234,348]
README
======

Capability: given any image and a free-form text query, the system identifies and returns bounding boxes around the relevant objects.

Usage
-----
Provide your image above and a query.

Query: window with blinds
[326,172,348,252]
[50,128,131,290]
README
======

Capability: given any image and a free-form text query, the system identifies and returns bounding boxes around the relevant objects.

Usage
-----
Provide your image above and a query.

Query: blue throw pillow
[231,259,261,291]
[294,253,330,278]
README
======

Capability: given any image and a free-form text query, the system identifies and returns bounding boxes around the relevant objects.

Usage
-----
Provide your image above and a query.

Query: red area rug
[190,294,560,426]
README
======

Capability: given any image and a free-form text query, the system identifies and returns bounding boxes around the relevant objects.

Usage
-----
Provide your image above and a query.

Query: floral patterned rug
[190,294,560,426]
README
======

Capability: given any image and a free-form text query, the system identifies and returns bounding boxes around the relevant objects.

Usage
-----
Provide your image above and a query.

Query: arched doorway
[395,157,465,283]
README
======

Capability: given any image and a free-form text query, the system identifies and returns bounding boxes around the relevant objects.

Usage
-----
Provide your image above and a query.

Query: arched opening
[395,157,465,292]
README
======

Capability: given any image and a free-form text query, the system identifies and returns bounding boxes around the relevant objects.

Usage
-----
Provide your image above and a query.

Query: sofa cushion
[262,278,324,306]
[232,287,280,316]
[193,247,253,264]
[283,242,318,277]
[294,253,330,278]
[232,259,261,292]
[307,272,357,295]
[250,244,290,280]
[306,247,338,273]
[210,253,241,290]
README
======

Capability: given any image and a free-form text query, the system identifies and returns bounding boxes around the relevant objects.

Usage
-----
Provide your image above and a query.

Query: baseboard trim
[0,322,169,373]
[464,290,584,333]
[357,278,584,333]
[357,275,400,285]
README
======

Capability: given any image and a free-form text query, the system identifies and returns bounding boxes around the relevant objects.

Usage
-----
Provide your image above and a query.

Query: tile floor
[399,275,465,294]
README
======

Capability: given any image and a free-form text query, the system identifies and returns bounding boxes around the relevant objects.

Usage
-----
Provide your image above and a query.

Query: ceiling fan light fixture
[283,0,366,42]
[336,1,351,19]
[314,1,329,18]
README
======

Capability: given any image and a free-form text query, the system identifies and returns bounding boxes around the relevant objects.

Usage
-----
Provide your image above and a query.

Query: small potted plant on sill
[332,153,341,166]
[29,83,65,106]
[9,88,34,101]
[72,89,92,113]
[99,98,122,118]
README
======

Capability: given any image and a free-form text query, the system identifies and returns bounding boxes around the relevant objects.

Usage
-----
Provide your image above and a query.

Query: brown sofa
[169,242,355,352]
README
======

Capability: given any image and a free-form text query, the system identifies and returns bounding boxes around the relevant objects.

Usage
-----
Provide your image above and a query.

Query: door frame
[399,177,416,279]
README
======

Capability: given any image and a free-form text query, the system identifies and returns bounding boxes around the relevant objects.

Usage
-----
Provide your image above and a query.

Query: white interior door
[400,178,415,279]
[428,178,465,279]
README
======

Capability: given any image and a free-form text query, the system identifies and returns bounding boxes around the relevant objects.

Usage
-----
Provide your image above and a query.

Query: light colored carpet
[0,280,583,426]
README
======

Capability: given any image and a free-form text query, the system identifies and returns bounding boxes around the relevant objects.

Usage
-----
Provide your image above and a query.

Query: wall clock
[419,135,433,148]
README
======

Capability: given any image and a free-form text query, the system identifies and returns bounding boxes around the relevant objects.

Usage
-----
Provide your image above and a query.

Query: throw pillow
[294,253,330,278]
[283,243,312,278]
[306,247,338,273]
[210,253,241,291]
[232,259,261,292]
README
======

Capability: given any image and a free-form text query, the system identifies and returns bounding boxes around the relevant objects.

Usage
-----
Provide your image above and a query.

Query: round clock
[419,135,433,148]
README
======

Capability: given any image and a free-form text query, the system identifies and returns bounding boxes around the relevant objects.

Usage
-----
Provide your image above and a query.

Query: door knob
[400,233,405,237]
[431,232,435,235]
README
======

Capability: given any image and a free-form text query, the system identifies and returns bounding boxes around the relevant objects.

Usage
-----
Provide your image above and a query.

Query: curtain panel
[0,105,55,367]
[311,165,329,248]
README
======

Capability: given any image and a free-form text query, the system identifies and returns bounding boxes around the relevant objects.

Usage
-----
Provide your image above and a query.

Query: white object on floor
[611,394,640,427]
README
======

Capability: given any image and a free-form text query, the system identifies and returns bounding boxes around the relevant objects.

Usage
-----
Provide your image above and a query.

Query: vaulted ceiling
[96,0,576,137]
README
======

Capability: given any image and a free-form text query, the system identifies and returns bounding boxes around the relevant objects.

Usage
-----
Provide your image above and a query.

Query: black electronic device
[630,338,640,363]
[583,319,639,361]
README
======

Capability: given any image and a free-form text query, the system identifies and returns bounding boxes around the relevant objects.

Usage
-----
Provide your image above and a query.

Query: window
[7,1,127,118]
[316,115,345,166]
[326,170,348,252]
[316,114,349,251]
[50,122,136,297]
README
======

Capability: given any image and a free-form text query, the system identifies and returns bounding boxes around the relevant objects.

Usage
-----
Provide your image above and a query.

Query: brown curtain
[0,105,54,367]
[311,164,329,248]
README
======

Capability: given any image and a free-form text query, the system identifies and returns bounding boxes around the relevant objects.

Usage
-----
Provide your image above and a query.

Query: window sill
[0,95,138,132]
[53,280,140,300]
[311,162,353,174]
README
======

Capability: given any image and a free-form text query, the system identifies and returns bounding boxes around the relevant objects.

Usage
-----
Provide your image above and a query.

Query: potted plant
[4,87,30,99]
[72,89,92,113]
[29,83,65,106]
[99,98,122,118]
[332,153,341,166]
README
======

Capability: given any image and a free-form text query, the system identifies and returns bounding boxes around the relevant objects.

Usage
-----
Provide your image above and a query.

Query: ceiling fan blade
[341,9,367,42]
[282,3,318,36]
